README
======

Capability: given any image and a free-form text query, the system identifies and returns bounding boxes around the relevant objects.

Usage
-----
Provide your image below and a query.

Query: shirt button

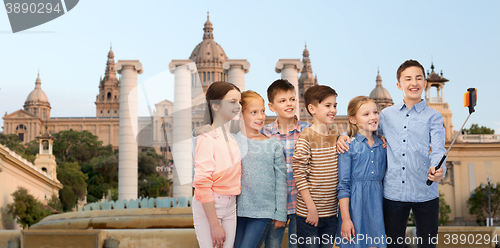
[406,114,409,117]
[372,172,374,174]
[371,151,373,153]
[371,161,374,163]
[403,140,406,142]
[402,153,405,156]
[402,181,405,183]
[402,167,405,170]
[404,126,407,129]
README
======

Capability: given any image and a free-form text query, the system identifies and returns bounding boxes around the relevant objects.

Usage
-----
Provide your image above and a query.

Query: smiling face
[308,95,337,125]
[397,66,427,104]
[212,89,241,123]
[268,90,296,119]
[242,98,266,133]
[350,101,379,136]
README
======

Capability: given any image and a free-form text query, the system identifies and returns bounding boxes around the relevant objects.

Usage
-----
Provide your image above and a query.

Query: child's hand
[428,166,444,182]
[306,208,319,227]
[341,219,356,242]
[336,135,350,154]
[381,137,387,149]
[210,223,226,248]
[273,220,286,229]
[194,124,212,136]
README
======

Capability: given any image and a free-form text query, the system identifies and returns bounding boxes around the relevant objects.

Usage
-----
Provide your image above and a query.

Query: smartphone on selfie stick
[427,88,477,186]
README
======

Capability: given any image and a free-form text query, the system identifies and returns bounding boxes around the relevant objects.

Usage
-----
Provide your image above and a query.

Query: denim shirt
[337,133,386,200]
[378,100,446,202]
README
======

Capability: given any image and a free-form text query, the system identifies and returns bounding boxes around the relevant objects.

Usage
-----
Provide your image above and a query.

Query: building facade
[0,134,63,229]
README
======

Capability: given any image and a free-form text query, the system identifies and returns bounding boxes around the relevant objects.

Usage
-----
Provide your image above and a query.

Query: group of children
[191,59,447,248]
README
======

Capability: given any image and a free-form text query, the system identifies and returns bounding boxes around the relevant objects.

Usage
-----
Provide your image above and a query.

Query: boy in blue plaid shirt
[261,79,311,248]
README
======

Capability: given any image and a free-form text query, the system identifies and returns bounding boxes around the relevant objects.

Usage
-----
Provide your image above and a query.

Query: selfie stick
[427,88,477,186]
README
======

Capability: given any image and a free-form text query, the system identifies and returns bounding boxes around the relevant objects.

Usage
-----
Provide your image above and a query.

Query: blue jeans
[383,197,439,248]
[234,217,272,248]
[295,215,338,248]
[265,214,297,248]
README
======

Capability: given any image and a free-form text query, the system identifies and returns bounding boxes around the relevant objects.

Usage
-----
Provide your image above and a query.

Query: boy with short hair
[292,85,339,248]
[337,59,446,248]
[261,79,311,248]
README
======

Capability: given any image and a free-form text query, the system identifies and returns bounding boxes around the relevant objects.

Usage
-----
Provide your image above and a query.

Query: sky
[1,0,499,134]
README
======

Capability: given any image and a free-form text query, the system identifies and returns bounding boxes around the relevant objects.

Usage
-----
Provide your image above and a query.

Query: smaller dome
[25,74,50,104]
[370,86,392,100]
[369,70,392,101]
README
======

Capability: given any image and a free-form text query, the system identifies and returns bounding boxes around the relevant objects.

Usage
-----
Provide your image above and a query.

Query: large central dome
[25,73,50,106]
[189,13,227,66]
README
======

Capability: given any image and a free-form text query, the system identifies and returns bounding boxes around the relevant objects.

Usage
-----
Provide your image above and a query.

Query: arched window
[33,108,37,115]
[42,167,47,173]
[107,92,112,100]
[164,109,168,116]
[42,140,49,150]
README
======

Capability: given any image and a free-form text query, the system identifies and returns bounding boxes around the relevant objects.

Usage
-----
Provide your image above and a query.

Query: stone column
[223,59,250,91]
[276,59,303,119]
[116,60,143,201]
[169,60,196,199]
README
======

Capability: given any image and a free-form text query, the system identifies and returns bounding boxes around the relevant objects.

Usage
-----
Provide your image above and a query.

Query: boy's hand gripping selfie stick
[426,88,477,186]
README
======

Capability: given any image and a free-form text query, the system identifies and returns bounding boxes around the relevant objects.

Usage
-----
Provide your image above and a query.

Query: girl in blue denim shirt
[337,96,387,248]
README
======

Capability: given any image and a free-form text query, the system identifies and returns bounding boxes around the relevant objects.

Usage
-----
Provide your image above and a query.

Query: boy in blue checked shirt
[261,79,311,248]
[338,60,446,248]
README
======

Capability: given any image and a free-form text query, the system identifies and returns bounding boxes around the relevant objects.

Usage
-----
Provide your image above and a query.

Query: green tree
[52,129,103,163]
[463,124,495,135]
[439,192,452,226]
[139,173,171,198]
[6,187,50,228]
[467,183,500,225]
[0,133,24,154]
[138,148,162,180]
[47,194,63,212]
[57,162,88,211]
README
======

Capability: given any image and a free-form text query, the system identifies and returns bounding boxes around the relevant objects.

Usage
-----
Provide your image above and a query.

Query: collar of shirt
[270,115,306,135]
[352,133,383,148]
[398,99,427,113]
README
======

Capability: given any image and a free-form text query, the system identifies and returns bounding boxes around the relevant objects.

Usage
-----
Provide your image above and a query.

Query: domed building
[189,13,228,93]
[3,48,121,146]
[24,73,51,120]
[369,69,393,112]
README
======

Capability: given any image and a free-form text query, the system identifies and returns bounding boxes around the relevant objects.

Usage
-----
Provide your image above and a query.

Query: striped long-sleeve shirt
[292,127,339,218]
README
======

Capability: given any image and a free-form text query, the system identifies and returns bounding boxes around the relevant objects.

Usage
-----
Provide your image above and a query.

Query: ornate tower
[369,69,393,113]
[298,44,318,119]
[425,63,453,141]
[24,73,51,119]
[95,46,120,117]
[34,131,59,183]
[189,12,228,93]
